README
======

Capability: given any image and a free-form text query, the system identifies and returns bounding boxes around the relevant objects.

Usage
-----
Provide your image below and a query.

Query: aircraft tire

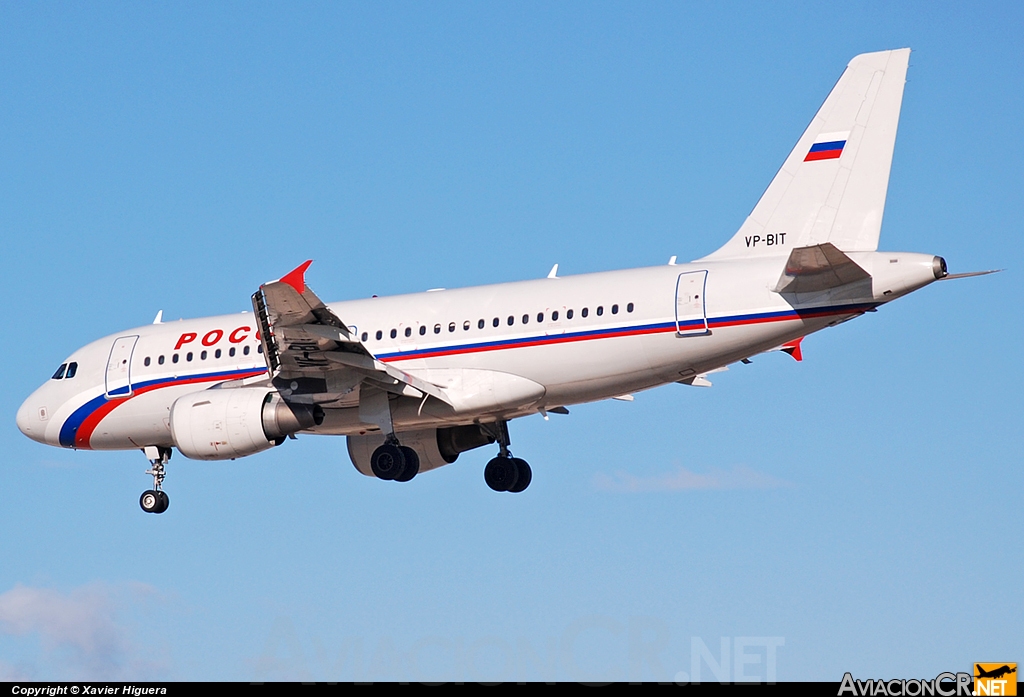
[484,456,519,492]
[140,490,160,513]
[370,443,406,481]
[394,446,420,482]
[155,490,169,514]
[508,458,531,493]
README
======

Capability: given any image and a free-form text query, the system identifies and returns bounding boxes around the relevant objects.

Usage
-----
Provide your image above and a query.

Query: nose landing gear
[140,446,171,514]
[140,489,168,514]
[481,420,532,493]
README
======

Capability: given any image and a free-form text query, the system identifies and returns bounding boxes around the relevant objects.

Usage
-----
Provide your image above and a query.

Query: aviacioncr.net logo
[839,672,973,696]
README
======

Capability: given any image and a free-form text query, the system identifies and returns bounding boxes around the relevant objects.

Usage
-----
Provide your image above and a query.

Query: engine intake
[170,387,323,460]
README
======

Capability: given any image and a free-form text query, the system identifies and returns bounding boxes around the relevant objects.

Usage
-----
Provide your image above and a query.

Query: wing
[251,260,451,407]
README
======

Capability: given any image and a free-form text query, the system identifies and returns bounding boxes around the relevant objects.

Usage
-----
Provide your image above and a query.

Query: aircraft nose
[16,395,48,444]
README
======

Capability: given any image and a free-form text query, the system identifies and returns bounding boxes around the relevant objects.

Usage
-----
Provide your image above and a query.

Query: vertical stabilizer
[699,49,910,260]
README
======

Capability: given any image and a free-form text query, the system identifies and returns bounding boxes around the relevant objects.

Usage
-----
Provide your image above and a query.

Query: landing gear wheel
[394,446,420,482]
[508,458,532,493]
[370,443,406,481]
[155,490,169,513]
[484,456,519,492]
[140,490,161,513]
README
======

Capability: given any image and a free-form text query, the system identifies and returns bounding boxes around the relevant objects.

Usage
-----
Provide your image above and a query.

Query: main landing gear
[482,421,532,493]
[370,436,420,483]
[363,384,420,484]
[140,446,171,514]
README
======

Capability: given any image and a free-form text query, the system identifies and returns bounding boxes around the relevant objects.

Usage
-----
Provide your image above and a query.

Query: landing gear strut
[362,384,419,483]
[140,446,171,514]
[481,420,532,493]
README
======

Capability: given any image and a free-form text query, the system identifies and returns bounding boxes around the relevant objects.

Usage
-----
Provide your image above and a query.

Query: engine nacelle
[348,425,494,477]
[170,387,323,461]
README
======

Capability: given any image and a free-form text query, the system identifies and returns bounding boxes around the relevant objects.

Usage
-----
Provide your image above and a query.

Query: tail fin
[699,49,910,261]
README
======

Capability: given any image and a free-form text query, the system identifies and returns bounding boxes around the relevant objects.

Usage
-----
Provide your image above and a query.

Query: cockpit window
[51,363,67,380]
[65,362,78,379]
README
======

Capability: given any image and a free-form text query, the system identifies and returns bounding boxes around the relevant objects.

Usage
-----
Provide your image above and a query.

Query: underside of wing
[251,261,452,407]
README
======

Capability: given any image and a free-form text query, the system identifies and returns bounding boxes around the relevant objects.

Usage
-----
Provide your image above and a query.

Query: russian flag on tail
[804,131,849,161]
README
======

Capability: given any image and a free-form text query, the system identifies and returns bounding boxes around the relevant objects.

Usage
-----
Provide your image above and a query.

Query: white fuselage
[16,251,940,454]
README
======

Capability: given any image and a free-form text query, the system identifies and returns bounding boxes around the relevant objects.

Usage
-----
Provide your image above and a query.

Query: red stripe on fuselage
[74,370,265,449]
[381,306,865,363]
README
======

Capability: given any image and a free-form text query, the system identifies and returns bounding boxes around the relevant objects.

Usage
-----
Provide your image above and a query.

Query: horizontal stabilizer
[773,243,871,293]
[939,269,1003,280]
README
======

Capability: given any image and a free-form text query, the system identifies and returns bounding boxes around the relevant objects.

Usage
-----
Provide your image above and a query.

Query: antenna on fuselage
[547,264,559,279]
[152,310,163,325]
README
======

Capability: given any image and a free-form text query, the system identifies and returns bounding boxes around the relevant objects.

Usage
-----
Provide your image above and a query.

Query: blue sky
[1,1,1020,682]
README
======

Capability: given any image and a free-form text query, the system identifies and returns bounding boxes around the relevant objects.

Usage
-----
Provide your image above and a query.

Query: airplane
[16,49,995,513]
[975,665,1016,680]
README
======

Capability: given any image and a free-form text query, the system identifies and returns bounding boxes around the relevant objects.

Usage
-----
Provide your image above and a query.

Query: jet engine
[170,387,323,460]
[348,425,494,477]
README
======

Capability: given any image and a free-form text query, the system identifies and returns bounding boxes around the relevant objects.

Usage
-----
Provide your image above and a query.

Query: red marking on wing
[781,338,803,362]
[279,260,313,294]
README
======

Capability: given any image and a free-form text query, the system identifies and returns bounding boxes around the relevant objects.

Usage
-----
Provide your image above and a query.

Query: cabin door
[675,271,709,336]
[105,335,139,398]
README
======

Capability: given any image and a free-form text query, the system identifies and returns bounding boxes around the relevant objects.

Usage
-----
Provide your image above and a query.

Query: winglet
[279,260,313,294]
[781,338,803,362]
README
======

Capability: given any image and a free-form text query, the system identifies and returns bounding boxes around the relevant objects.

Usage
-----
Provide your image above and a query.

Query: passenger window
[361,332,368,342]
[493,318,500,327]
[51,364,67,380]
[522,314,529,324]
[537,313,544,322]
[390,329,397,339]
[582,308,589,318]
[507,316,514,326]
[478,319,485,329]
[187,352,194,362]
[463,320,470,331]
[611,304,618,314]
[65,362,77,378]
[419,326,426,336]
[434,324,441,334]
[243,346,250,356]
[229,347,236,357]
[376,330,383,340]
[257,345,263,354]
[449,322,456,333]
[567,309,574,319]
[627,302,634,313]
[552,311,559,321]
[215,349,222,358]
[405,327,412,337]
[597,306,604,316]
[173,354,180,363]
[144,357,151,367]
[158,355,165,365]
[200,351,207,360]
